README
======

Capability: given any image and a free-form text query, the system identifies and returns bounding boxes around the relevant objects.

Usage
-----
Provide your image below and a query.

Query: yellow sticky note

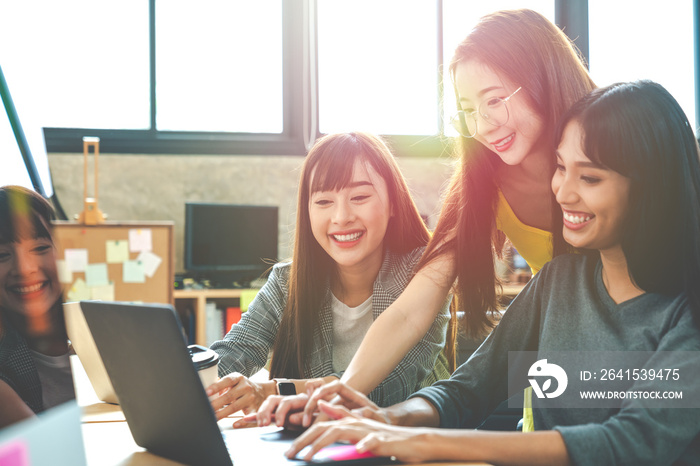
[106,240,130,264]
[239,289,259,312]
[67,278,90,301]
[90,282,115,301]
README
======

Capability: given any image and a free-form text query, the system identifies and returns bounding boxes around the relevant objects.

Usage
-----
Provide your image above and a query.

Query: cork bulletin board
[52,221,174,305]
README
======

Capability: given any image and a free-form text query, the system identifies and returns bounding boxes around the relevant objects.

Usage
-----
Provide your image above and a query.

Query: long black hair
[555,80,700,320]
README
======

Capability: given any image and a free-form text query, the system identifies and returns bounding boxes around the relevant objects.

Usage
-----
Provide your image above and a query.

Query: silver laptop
[79,300,394,466]
[0,401,87,466]
[63,301,119,404]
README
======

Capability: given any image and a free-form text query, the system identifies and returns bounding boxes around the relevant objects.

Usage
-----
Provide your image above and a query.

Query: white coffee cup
[188,344,219,389]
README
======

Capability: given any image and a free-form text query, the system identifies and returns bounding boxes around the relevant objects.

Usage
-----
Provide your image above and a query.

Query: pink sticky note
[0,440,30,466]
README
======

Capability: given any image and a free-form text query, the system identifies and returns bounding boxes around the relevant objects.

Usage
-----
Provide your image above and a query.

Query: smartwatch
[275,379,296,396]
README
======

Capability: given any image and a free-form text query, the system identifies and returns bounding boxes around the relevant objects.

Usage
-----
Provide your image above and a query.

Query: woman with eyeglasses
[281,80,700,466]
[271,9,596,429]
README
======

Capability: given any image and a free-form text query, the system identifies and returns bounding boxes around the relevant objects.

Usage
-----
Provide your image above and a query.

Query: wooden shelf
[174,283,525,347]
[174,288,252,346]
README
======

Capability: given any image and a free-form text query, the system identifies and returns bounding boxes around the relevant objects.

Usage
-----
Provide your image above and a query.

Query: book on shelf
[225,307,241,335]
[176,306,195,345]
[186,309,195,345]
[205,302,224,346]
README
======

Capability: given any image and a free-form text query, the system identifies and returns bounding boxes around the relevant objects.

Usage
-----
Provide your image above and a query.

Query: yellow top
[496,190,552,275]
[496,190,553,433]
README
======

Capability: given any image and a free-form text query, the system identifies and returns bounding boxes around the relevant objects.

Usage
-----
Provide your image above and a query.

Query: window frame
[43,0,699,157]
[44,0,307,156]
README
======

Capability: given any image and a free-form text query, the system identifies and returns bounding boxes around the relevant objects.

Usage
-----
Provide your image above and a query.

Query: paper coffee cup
[188,344,219,389]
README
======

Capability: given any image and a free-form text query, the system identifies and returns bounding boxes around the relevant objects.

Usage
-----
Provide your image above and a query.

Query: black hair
[0,185,55,244]
[555,80,700,319]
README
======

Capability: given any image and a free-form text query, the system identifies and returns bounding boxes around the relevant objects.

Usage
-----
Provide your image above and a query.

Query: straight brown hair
[269,133,456,378]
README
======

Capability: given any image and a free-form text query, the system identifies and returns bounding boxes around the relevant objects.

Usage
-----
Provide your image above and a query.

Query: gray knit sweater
[415,254,700,466]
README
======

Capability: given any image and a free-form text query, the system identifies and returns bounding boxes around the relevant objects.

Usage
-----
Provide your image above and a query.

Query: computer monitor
[184,203,278,287]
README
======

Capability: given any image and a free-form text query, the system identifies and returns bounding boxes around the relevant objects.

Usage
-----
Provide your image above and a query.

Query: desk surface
[81,419,493,466]
[73,357,492,466]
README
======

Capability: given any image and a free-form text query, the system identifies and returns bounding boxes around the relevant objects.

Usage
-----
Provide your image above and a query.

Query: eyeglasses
[450,86,522,138]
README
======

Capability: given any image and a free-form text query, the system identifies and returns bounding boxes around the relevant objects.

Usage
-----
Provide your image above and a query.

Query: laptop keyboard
[222,426,300,465]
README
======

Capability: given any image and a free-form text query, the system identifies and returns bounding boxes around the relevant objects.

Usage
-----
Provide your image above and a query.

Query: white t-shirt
[331,293,373,373]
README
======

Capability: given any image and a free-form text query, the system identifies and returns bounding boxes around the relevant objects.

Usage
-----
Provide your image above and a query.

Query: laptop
[0,401,87,466]
[63,301,119,404]
[79,300,395,466]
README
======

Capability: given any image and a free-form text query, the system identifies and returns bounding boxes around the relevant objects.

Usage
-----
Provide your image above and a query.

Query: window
[588,0,697,131]
[441,0,555,137]
[1,0,298,155]
[0,1,149,130]
[317,0,438,135]
[156,1,284,133]
[316,0,555,139]
[0,1,697,156]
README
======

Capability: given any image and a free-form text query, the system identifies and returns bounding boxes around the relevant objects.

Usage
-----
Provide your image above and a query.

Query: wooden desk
[82,421,183,465]
[82,419,493,466]
[73,356,492,466]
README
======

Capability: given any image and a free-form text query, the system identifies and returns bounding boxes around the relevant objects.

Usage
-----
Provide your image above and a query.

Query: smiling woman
[308,151,391,287]
[322,11,596,428]
[205,132,453,423]
[553,122,631,253]
[0,185,75,428]
[275,80,700,466]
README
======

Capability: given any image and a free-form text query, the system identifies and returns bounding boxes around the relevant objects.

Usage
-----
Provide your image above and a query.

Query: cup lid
[188,344,219,370]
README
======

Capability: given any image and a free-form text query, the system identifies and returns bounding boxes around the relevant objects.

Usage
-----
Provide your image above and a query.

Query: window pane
[589,0,696,131]
[0,89,54,196]
[0,1,149,130]
[318,0,438,135]
[156,0,283,133]
[442,1,555,137]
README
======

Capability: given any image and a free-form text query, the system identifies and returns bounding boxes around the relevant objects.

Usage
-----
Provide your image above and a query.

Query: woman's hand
[241,378,326,430]
[245,378,330,429]
[301,379,385,427]
[241,378,388,429]
[206,372,276,419]
[234,392,311,429]
[286,407,433,463]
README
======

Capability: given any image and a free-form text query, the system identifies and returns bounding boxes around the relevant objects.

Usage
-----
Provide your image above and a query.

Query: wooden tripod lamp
[77,136,107,225]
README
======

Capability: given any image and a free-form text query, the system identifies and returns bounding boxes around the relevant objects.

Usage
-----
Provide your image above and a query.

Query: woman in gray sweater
[272,82,700,465]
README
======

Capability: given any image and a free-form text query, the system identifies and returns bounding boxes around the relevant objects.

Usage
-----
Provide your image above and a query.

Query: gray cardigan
[211,247,451,407]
